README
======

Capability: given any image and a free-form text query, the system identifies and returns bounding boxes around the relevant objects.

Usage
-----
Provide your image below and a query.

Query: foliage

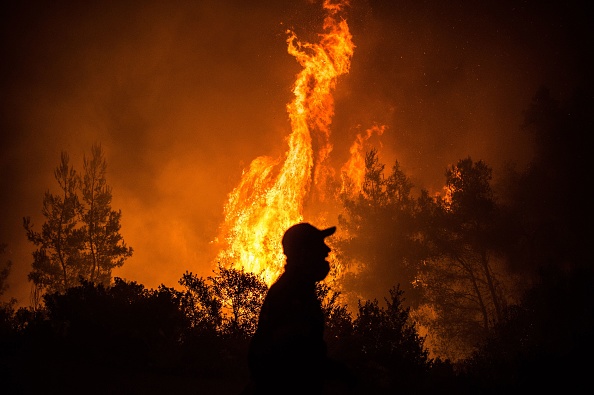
[496,87,591,276]
[316,282,353,343]
[42,278,188,369]
[24,152,82,296]
[0,243,12,299]
[457,87,594,392]
[1,278,196,394]
[179,270,223,334]
[0,246,18,364]
[179,264,268,338]
[210,264,268,337]
[338,151,516,360]
[23,144,132,299]
[0,298,17,339]
[334,86,592,369]
[415,157,514,359]
[79,144,133,285]
[460,265,594,393]
[347,285,432,392]
[1,274,443,394]
[0,243,17,335]
[337,149,424,307]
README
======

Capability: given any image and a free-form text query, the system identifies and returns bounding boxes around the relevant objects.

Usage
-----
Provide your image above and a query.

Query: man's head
[282,222,336,282]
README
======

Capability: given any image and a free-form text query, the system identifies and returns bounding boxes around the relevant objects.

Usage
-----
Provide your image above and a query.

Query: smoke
[1,0,589,305]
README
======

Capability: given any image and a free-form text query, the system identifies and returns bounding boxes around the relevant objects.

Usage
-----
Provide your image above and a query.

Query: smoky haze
[1,0,590,305]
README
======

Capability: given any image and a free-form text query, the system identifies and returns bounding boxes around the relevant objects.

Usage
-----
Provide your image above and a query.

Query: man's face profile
[301,239,331,282]
[282,223,334,282]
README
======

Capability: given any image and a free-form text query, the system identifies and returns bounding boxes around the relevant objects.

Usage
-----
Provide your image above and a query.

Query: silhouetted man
[245,222,355,394]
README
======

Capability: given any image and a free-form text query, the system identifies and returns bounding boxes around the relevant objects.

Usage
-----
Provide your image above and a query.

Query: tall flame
[215,1,354,284]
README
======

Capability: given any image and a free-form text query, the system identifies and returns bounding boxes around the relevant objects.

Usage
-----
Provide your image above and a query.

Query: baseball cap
[281,222,336,257]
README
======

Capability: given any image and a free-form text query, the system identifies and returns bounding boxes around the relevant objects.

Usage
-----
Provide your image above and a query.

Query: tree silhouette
[180,264,268,338]
[41,277,188,372]
[457,87,594,393]
[316,282,353,344]
[497,87,591,276]
[179,270,223,334]
[178,265,267,382]
[347,285,432,392]
[24,144,132,300]
[79,144,133,285]
[0,243,17,338]
[24,152,83,296]
[416,157,515,360]
[461,264,594,393]
[337,149,424,307]
[0,243,11,299]
[210,263,267,337]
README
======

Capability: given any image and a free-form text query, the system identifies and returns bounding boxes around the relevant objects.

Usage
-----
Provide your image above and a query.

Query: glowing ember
[215,1,354,284]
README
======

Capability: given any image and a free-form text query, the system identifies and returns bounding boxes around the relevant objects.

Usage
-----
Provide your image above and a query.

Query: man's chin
[315,261,331,281]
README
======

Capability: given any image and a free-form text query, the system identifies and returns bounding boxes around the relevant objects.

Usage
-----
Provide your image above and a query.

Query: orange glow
[340,124,386,195]
[215,1,354,284]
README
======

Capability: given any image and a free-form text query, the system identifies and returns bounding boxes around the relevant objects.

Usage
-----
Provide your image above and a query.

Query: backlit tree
[79,144,132,285]
[24,144,132,298]
[337,149,424,307]
[24,152,83,295]
[416,157,513,359]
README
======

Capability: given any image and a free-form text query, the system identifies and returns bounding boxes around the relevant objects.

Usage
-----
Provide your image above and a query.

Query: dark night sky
[1,0,591,305]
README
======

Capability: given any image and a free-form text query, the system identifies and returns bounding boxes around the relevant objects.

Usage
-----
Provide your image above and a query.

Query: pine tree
[24,144,132,298]
[79,144,132,286]
[24,152,83,295]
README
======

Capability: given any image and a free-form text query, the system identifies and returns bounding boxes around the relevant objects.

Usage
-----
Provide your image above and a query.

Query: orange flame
[340,124,386,195]
[215,1,354,284]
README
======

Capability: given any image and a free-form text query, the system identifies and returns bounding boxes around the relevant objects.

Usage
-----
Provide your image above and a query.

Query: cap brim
[320,226,336,238]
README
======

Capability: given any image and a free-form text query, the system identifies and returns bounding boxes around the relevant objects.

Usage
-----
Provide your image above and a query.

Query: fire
[215,1,354,285]
[340,124,386,195]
